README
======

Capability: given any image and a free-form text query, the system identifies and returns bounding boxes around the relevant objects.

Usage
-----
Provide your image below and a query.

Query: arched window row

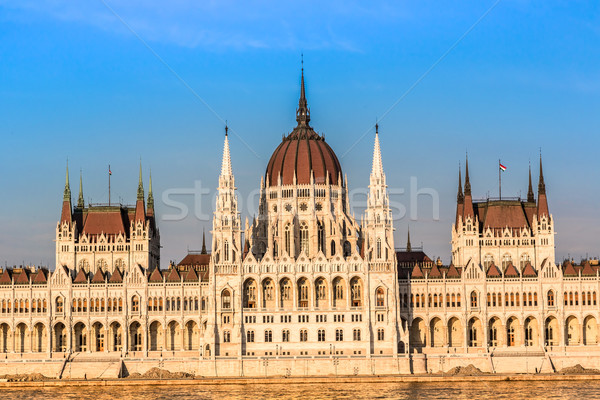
[1,298,48,314]
[409,293,462,308]
[563,291,597,307]
[70,297,123,313]
[241,277,364,309]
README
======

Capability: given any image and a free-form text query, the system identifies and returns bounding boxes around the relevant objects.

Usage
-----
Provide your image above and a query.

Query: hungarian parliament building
[0,72,597,377]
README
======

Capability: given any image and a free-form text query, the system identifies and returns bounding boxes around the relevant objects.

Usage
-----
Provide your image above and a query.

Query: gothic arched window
[300,222,309,255]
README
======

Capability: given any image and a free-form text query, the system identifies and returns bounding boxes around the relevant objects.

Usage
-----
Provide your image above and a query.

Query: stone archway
[149,321,163,351]
[110,322,123,352]
[53,322,66,352]
[73,322,87,352]
[33,323,47,353]
[184,321,199,351]
[410,318,426,350]
[468,317,482,347]
[430,317,444,347]
[524,317,539,347]
[488,317,502,347]
[167,321,181,351]
[0,323,10,352]
[448,317,463,348]
[545,316,559,346]
[566,316,580,346]
[15,323,28,353]
[584,316,598,345]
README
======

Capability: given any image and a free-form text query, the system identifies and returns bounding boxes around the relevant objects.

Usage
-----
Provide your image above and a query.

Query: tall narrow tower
[209,126,243,358]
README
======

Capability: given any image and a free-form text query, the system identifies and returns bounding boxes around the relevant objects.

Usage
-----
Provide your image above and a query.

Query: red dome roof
[265,69,342,187]
[266,127,342,187]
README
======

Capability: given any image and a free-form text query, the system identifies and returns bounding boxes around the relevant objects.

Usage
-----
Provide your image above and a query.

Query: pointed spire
[221,125,233,177]
[406,226,412,253]
[457,164,464,204]
[371,123,384,177]
[527,163,535,203]
[537,152,549,218]
[63,161,71,201]
[137,160,144,201]
[464,154,471,197]
[60,161,72,224]
[538,153,546,195]
[147,169,154,210]
[201,228,207,255]
[77,169,84,208]
[296,59,310,126]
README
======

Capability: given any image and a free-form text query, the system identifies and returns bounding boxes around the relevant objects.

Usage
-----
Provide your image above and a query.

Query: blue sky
[1,1,599,267]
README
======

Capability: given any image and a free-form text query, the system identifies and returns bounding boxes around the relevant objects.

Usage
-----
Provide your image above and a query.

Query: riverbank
[3,371,600,388]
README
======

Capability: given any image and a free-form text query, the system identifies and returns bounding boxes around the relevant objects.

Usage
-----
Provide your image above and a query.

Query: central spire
[221,124,233,177]
[371,123,384,177]
[296,61,310,126]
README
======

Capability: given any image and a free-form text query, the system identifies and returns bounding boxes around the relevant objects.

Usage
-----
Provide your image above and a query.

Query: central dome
[265,71,342,187]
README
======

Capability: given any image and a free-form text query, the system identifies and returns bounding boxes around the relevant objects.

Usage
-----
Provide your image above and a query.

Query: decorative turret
[147,170,154,217]
[463,155,474,218]
[537,154,549,218]
[77,169,84,209]
[527,164,535,203]
[406,227,412,253]
[60,162,72,224]
[201,228,207,255]
[455,165,464,227]
[135,161,146,222]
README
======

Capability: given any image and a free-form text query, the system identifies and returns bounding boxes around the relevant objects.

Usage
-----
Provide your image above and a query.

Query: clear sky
[1,1,599,268]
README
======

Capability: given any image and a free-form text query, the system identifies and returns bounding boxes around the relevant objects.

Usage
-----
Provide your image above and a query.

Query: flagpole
[109,164,111,206]
[499,159,501,200]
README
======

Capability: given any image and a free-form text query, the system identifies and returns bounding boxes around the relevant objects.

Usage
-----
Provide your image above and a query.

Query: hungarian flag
[499,162,507,171]
[109,165,112,175]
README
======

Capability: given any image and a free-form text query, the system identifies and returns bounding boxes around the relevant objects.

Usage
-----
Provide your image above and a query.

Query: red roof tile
[522,262,537,277]
[14,270,29,284]
[73,268,88,283]
[148,268,163,283]
[82,209,127,236]
[486,262,502,278]
[91,269,105,283]
[563,261,577,276]
[178,253,210,267]
[429,264,442,279]
[109,268,123,283]
[33,269,48,284]
[0,269,11,285]
[582,261,595,276]
[411,264,424,278]
[184,268,199,282]
[504,263,520,277]
[166,268,180,282]
[446,264,461,278]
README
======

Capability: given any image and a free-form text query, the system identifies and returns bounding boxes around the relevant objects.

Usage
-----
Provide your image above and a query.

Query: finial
[457,163,463,203]
[77,168,84,208]
[464,152,471,196]
[406,226,412,252]
[296,59,310,126]
[375,122,379,134]
[538,151,546,195]
[137,159,144,201]
[225,121,228,136]
[147,168,154,209]
[63,160,71,201]
[201,228,207,255]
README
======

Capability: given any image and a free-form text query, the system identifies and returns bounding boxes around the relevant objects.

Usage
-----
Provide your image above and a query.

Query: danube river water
[2,381,600,400]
